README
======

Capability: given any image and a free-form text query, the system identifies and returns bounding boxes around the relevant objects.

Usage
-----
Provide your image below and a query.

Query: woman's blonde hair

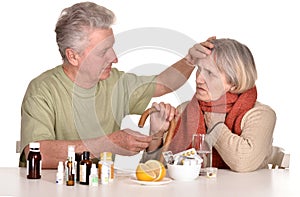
[211,38,257,93]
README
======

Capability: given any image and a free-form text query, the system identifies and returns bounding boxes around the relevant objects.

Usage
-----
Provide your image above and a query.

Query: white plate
[130,177,173,186]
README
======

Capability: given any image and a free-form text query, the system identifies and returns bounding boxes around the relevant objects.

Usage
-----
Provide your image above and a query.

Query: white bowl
[167,164,201,181]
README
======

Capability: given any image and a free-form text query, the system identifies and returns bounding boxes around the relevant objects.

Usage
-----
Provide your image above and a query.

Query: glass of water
[192,133,212,175]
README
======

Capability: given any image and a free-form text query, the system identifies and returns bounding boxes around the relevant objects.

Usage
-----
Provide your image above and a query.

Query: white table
[0,167,298,197]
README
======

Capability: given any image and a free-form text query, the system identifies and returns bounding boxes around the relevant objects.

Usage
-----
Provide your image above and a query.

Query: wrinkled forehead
[94,35,115,50]
[196,55,219,73]
[88,28,115,49]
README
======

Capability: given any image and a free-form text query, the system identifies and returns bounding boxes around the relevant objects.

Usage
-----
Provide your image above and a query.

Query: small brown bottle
[79,151,92,185]
[66,157,75,186]
[65,145,76,186]
[75,152,82,182]
[27,142,42,179]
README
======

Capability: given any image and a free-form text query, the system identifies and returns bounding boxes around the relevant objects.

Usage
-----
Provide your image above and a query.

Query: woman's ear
[65,48,79,66]
[229,86,237,92]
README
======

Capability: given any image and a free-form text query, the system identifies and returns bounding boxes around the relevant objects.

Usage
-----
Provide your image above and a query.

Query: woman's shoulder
[244,101,276,120]
[253,101,275,113]
[240,101,277,132]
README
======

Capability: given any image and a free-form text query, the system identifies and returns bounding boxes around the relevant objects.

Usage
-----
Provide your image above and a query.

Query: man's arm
[25,129,152,169]
[154,58,194,97]
[154,36,216,97]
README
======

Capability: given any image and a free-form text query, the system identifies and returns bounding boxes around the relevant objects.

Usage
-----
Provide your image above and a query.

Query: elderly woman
[142,38,276,172]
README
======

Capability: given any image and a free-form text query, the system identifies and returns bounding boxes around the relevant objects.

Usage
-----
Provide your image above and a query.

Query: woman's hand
[146,102,177,152]
[204,112,225,133]
[149,102,177,136]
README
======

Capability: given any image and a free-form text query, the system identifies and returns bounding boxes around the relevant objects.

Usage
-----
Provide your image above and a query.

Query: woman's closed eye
[198,65,217,78]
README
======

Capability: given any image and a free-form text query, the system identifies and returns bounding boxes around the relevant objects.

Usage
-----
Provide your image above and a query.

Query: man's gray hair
[55,2,115,60]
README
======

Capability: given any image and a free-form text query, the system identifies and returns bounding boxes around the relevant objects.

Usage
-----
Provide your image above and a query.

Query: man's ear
[65,48,79,66]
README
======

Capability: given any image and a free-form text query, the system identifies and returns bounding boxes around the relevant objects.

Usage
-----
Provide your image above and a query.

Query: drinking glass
[192,134,212,175]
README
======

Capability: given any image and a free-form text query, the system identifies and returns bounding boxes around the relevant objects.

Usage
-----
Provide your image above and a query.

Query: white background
[0,0,299,169]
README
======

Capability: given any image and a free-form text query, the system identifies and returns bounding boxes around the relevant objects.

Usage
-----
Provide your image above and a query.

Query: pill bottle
[98,152,114,182]
[101,163,109,184]
[27,142,42,179]
[79,151,92,185]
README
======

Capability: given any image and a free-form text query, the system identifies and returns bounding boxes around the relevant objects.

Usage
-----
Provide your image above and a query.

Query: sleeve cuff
[205,123,225,147]
[140,145,163,163]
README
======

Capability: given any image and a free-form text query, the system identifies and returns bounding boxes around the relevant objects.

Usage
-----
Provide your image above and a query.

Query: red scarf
[168,86,257,168]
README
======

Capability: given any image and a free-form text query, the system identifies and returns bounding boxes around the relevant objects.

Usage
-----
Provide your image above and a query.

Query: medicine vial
[56,161,64,184]
[79,151,92,185]
[65,145,76,186]
[75,152,82,182]
[89,163,98,187]
[27,142,42,179]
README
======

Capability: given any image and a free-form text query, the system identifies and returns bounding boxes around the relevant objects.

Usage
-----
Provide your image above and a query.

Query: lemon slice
[136,160,166,181]
[136,163,156,181]
[145,160,166,181]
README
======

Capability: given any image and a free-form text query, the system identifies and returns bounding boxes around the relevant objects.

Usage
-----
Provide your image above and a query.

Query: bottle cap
[91,163,97,174]
[29,142,40,149]
[100,152,112,161]
[57,161,64,173]
[68,145,75,153]
[67,145,75,160]
[82,151,90,160]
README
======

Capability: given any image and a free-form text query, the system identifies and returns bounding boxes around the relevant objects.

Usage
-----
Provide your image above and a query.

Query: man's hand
[107,129,152,155]
[185,36,216,65]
